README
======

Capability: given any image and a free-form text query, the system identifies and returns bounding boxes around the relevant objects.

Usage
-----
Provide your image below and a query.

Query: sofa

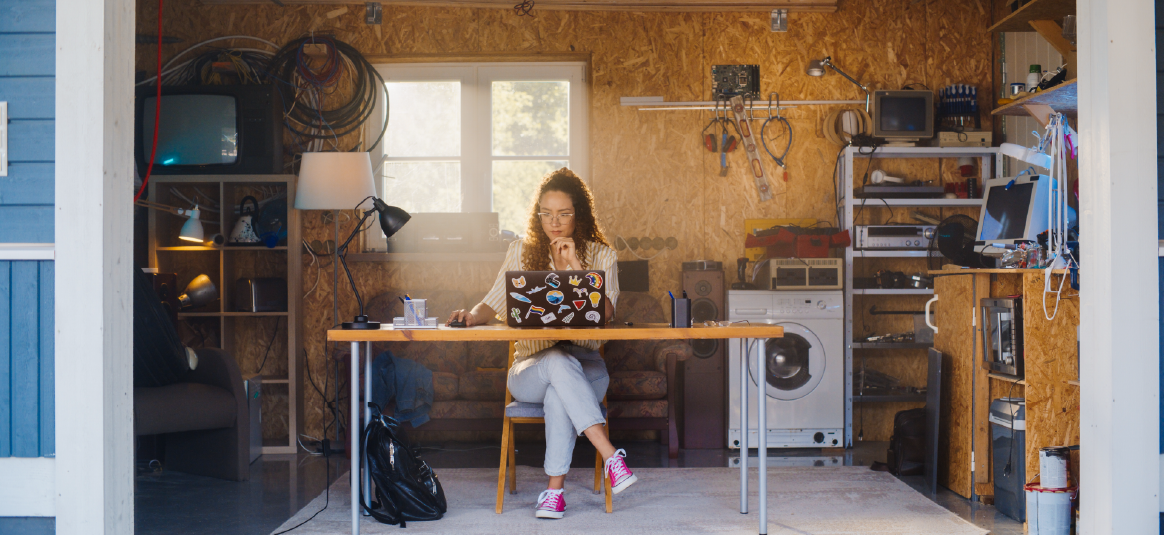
[364,290,692,456]
[134,348,251,481]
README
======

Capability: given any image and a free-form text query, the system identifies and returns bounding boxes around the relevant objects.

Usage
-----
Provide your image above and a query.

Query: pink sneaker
[605,449,638,495]
[535,489,565,519]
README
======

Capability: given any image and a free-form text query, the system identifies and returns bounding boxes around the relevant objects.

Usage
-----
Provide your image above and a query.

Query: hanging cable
[134,0,164,203]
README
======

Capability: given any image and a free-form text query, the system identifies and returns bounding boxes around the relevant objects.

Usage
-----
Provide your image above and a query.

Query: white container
[403,299,427,326]
[1025,483,1075,535]
[1039,447,1070,489]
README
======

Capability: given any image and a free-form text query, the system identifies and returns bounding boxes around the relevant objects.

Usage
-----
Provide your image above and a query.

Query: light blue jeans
[507,344,609,477]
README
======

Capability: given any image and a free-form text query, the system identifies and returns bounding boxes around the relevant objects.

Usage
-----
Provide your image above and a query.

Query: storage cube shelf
[147,175,302,455]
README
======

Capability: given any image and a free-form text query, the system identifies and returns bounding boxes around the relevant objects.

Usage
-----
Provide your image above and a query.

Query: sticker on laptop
[573,288,588,298]
[540,312,557,324]
[511,308,522,323]
[511,276,526,289]
[585,272,603,289]
[585,311,601,323]
[526,285,546,295]
[568,275,582,286]
[545,273,561,288]
[510,292,531,303]
[589,292,602,308]
[546,290,564,305]
[563,312,575,323]
[573,300,587,310]
[558,304,572,314]
[525,305,546,318]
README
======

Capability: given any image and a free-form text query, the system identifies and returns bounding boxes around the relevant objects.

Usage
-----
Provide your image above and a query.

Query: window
[364,63,588,251]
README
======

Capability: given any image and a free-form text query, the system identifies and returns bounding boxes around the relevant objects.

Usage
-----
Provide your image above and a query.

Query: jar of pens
[393,295,438,328]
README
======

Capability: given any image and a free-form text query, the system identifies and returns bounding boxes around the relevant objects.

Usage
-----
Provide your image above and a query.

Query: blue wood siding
[0,261,53,457]
[0,0,55,243]
[0,0,56,465]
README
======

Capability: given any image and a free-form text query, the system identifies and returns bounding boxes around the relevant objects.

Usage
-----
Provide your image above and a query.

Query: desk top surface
[327,322,784,342]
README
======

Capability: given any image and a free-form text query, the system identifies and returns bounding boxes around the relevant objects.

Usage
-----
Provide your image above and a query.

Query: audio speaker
[682,268,725,449]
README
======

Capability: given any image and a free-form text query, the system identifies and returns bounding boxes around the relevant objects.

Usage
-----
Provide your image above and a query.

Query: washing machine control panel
[728,290,843,319]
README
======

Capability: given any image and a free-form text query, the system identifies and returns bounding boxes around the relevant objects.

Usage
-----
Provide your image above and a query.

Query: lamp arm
[336,206,377,318]
[824,59,870,112]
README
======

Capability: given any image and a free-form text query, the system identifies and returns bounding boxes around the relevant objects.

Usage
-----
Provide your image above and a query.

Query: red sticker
[573,300,587,310]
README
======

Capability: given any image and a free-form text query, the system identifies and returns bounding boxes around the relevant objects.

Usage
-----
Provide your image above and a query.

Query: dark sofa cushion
[432,372,460,401]
[134,382,236,436]
[429,400,504,419]
[609,370,667,400]
[458,370,506,401]
[608,399,668,419]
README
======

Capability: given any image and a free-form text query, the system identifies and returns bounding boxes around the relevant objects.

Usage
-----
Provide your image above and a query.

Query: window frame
[364,61,589,251]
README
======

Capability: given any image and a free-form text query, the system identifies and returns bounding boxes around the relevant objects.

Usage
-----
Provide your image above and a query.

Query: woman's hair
[521,167,610,271]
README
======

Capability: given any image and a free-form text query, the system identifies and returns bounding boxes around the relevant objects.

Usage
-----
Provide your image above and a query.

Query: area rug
[271,466,988,535]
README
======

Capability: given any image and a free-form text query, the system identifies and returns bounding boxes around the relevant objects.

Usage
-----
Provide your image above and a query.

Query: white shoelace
[605,448,631,480]
[537,489,563,509]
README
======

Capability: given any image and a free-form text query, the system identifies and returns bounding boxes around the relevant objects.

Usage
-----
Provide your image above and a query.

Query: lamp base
[342,315,381,330]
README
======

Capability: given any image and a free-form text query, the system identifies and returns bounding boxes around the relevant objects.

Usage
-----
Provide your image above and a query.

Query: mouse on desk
[448,320,467,328]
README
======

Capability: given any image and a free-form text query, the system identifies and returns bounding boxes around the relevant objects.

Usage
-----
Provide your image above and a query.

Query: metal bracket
[770,9,788,32]
[366,2,382,25]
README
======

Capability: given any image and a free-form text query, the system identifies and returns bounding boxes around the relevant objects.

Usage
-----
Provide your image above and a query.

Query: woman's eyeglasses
[537,213,575,224]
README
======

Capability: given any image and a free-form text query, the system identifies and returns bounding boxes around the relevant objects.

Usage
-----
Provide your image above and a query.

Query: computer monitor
[974,174,1052,253]
[872,90,934,144]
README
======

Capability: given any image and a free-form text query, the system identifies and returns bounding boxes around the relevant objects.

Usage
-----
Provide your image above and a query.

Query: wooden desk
[329,323,785,535]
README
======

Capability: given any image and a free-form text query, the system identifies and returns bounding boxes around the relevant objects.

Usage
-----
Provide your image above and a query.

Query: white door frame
[1077,0,1159,532]
[54,0,135,532]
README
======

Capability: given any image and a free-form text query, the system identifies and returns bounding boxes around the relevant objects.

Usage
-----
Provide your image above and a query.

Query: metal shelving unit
[841,146,1002,447]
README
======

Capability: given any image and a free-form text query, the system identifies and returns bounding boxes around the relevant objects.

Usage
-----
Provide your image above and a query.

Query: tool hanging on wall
[760,92,792,183]
[728,95,774,201]
[712,98,740,177]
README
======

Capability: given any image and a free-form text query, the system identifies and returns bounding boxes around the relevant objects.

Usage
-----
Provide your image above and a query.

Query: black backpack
[887,408,926,476]
[361,404,447,526]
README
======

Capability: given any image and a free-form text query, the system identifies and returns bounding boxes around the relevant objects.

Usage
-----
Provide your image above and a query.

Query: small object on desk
[670,295,691,328]
[448,320,466,328]
[624,321,633,326]
[392,317,439,329]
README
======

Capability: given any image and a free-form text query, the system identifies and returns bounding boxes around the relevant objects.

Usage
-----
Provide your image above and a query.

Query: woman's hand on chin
[550,237,581,270]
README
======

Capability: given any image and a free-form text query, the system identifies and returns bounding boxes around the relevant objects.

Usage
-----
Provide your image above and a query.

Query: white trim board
[0,458,55,517]
[0,243,55,260]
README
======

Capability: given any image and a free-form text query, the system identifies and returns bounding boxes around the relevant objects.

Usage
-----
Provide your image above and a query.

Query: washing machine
[727,290,844,449]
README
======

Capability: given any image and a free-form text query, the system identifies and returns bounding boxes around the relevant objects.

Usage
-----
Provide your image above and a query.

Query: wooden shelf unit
[148,174,303,456]
[933,268,1079,501]
[986,0,1076,33]
[993,79,1077,118]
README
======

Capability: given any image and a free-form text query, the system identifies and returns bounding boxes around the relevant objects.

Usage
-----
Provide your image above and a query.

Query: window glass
[492,160,567,235]
[386,81,461,157]
[382,162,461,213]
[491,81,569,157]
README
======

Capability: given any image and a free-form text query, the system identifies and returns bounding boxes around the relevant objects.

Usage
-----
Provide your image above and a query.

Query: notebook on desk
[504,270,607,327]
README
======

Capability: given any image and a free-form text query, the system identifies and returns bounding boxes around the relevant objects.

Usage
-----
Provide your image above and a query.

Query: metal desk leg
[350,341,361,535]
[756,337,767,535]
[740,338,748,514]
[363,342,373,515]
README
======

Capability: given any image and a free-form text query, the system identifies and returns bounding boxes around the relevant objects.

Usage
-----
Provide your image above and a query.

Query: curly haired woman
[447,168,637,519]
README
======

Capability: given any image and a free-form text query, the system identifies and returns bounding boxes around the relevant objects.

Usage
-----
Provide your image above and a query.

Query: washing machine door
[747,322,825,401]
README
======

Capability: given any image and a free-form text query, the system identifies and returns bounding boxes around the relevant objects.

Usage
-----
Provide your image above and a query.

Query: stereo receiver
[856,225,936,250]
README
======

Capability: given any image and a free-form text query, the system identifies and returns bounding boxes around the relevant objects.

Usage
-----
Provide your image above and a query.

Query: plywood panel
[138,0,994,439]
[933,272,975,498]
[1021,271,1079,479]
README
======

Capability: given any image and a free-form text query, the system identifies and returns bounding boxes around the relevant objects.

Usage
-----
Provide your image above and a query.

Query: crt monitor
[872,90,934,143]
[974,174,1052,253]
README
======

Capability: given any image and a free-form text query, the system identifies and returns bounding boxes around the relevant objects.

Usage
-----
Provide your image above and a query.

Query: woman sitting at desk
[447,167,637,520]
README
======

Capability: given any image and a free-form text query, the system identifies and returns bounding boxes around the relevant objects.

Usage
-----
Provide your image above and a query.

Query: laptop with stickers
[504,270,607,327]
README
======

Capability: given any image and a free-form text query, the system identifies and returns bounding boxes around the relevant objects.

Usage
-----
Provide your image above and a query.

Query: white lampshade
[295,152,378,210]
[179,206,204,242]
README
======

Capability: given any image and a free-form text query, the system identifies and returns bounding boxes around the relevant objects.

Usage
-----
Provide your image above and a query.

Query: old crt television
[974,174,1051,253]
[135,85,283,175]
[872,90,934,143]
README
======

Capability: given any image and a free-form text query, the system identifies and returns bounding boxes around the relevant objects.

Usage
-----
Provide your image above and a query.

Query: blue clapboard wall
[0,0,55,242]
[0,260,53,457]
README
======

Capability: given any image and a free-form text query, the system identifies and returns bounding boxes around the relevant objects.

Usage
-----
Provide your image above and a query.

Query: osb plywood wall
[137,0,995,442]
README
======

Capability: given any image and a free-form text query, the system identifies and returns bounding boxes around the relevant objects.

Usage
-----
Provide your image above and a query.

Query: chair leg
[508,423,517,494]
[593,449,602,494]
[496,418,512,514]
[668,416,680,460]
[604,423,613,513]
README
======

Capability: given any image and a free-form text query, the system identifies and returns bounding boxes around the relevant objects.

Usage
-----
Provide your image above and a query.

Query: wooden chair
[496,342,613,514]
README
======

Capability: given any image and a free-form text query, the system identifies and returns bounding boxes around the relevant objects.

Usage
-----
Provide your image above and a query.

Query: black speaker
[681,267,725,449]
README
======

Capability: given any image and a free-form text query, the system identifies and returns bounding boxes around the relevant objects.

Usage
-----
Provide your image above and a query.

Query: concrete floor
[134,440,1022,534]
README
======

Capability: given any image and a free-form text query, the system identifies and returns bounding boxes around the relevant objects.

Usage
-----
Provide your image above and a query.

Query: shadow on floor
[134,440,1021,535]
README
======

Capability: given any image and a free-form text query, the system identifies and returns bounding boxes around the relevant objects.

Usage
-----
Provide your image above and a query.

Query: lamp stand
[337,206,380,330]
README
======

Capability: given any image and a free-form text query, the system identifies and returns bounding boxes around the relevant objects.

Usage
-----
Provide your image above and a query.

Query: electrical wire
[255,317,281,373]
[133,0,164,204]
[273,453,330,534]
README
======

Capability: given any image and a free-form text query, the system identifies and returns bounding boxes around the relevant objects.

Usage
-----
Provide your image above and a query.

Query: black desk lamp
[294,152,410,330]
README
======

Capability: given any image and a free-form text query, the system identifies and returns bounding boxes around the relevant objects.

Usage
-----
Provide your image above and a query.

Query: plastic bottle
[1026,65,1042,93]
